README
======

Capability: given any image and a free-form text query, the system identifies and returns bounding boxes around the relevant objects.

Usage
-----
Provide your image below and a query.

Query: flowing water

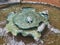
[0,3,60,45]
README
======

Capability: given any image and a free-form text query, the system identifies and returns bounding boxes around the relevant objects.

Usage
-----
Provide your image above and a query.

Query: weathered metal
[5,7,49,41]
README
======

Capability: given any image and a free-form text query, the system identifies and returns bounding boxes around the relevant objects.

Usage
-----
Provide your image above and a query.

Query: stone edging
[21,1,60,9]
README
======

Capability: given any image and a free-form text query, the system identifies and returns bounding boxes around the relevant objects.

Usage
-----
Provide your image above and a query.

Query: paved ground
[0,0,60,7]
[22,0,60,7]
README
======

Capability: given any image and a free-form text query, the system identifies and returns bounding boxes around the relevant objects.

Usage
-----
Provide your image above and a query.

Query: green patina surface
[0,3,60,45]
[5,7,48,40]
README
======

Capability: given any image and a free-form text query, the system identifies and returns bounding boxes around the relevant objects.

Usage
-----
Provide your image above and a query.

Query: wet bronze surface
[0,3,60,45]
